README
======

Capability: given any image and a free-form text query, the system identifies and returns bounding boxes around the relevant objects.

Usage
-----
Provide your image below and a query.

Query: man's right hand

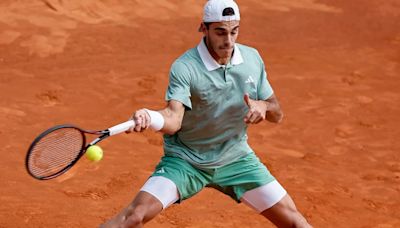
[126,100,184,135]
[126,108,151,133]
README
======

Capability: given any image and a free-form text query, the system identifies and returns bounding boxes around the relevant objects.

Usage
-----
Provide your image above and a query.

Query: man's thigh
[211,152,278,202]
[144,155,211,205]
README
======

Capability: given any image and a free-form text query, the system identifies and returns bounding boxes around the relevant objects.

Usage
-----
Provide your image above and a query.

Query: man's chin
[218,50,233,58]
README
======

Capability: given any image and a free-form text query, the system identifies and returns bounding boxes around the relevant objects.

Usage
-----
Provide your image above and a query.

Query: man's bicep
[168,99,185,112]
[166,99,185,122]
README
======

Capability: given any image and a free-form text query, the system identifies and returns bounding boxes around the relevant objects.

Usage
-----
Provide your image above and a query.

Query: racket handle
[108,120,135,136]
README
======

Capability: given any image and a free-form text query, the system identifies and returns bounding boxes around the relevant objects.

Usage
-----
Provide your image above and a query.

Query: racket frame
[26,120,135,180]
[25,125,107,180]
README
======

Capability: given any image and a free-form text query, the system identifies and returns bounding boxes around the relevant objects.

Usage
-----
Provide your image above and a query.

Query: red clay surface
[1,0,399,227]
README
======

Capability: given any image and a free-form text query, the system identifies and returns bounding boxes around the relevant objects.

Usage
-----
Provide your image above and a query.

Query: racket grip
[108,120,135,136]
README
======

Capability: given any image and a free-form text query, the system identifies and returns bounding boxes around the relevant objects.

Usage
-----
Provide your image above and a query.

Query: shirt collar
[197,37,244,71]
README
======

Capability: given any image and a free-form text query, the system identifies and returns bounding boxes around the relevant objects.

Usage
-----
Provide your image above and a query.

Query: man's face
[202,20,240,60]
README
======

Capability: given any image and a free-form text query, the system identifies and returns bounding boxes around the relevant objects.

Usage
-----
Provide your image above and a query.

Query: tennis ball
[85,145,103,162]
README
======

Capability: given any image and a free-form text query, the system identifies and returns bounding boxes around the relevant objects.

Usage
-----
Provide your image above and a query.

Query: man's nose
[224,34,234,47]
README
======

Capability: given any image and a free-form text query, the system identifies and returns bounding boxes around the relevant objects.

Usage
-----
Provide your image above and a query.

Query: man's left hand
[243,93,268,124]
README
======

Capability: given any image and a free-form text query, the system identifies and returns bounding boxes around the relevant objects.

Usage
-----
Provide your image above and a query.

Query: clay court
[0,0,399,227]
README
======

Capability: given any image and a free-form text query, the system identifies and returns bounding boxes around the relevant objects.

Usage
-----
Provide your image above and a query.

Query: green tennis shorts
[151,152,276,202]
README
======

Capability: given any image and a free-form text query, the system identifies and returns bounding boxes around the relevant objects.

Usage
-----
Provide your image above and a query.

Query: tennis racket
[25,120,135,180]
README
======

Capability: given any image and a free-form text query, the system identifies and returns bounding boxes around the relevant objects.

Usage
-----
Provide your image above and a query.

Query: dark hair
[203,22,212,30]
[222,7,235,16]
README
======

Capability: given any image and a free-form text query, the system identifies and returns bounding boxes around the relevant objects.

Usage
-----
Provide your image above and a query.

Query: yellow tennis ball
[85,145,103,162]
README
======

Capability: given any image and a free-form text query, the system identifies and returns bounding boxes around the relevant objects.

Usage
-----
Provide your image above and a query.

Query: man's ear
[198,22,206,33]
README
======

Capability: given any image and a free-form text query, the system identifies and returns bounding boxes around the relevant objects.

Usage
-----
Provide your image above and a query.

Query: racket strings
[28,128,84,178]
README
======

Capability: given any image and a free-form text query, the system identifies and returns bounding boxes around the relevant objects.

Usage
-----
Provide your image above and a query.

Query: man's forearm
[158,108,182,135]
[264,100,283,123]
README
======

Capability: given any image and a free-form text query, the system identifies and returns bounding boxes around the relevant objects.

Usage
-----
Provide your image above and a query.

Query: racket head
[25,125,86,180]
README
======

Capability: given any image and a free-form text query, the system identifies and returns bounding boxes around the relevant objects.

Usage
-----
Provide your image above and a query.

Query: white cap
[203,0,240,22]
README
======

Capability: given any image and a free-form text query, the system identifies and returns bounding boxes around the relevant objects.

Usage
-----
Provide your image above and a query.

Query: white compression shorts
[140,176,180,209]
[240,180,287,213]
[140,176,287,212]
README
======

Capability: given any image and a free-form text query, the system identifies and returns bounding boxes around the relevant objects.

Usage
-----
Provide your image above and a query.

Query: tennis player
[101,0,312,227]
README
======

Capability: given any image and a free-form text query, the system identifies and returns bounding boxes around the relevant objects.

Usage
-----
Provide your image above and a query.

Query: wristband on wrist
[144,109,164,131]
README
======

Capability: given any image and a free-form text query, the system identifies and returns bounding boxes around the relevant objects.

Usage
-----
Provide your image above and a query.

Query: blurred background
[0,0,399,227]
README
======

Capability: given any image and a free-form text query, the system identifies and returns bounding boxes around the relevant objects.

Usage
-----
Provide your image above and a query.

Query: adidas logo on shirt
[155,168,165,174]
[245,75,255,84]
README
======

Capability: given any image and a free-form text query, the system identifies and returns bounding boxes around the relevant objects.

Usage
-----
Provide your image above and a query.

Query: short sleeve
[165,60,192,109]
[256,54,274,100]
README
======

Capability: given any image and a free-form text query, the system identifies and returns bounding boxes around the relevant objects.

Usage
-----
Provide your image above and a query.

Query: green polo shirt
[163,38,274,169]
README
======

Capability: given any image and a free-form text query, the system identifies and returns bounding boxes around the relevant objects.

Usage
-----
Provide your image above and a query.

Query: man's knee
[261,194,312,228]
[294,213,312,228]
[267,207,306,227]
[287,209,311,228]
[123,209,145,228]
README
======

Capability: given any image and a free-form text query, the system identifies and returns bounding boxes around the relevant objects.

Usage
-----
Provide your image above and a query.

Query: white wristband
[144,109,164,131]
